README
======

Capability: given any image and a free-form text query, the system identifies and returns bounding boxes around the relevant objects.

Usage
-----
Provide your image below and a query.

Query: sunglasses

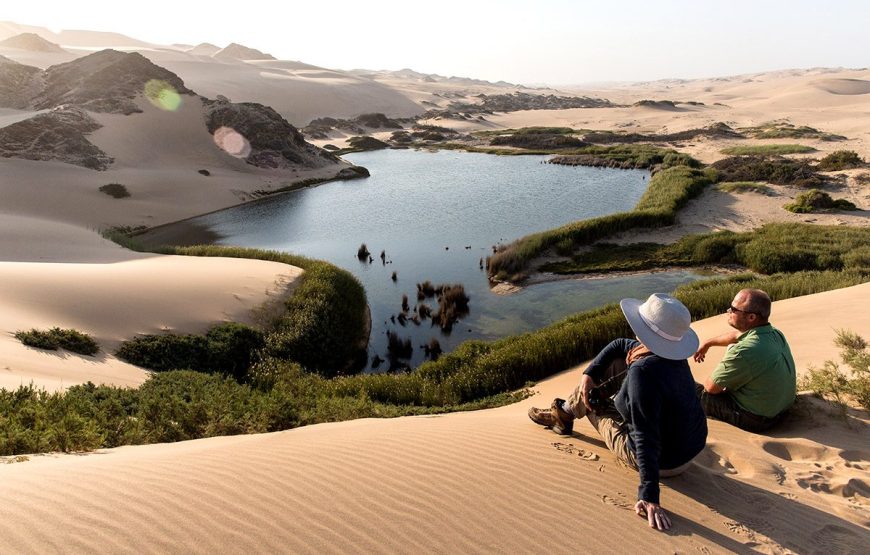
[727,304,758,315]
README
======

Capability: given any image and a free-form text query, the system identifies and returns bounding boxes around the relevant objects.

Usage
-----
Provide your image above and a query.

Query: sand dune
[0,285,866,553]
[0,219,302,391]
[0,215,302,393]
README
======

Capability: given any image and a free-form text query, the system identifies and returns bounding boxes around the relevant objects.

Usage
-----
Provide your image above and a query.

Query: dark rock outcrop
[0,56,41,109]
[0,107,112,169]
[204,99,338,168]
[447,92,613,114]
[32,49,194,114]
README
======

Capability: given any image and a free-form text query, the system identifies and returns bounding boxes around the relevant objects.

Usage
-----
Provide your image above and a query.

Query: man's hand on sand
[635,500,671,530]
[579,374,596,412]
[693,344,710,363]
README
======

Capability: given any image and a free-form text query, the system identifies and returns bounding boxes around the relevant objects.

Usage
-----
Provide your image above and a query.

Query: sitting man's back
[694,288,796,432]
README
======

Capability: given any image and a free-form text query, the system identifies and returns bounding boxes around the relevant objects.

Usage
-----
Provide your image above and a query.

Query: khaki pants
[567,358,691,477]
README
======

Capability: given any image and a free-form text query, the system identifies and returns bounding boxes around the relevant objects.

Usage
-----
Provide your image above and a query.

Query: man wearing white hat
[528,293,708,531]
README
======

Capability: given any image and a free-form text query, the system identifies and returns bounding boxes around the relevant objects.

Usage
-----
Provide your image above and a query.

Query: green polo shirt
[711,324,796,418]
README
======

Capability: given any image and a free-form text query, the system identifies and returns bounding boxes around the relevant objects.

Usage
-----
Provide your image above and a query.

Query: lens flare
[144,79,182,111]
[213,126,252,158]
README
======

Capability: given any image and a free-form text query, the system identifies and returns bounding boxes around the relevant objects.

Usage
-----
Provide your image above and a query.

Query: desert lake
[159,149,707,368]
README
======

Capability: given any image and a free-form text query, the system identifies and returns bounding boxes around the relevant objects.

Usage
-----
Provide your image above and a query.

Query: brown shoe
[528,405,557,428]
[551,398,574,435]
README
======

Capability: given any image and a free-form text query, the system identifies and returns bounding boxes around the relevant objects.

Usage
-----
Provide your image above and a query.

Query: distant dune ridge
[213,42,276,61]
[187,42,221,57]
[0,32,65,53]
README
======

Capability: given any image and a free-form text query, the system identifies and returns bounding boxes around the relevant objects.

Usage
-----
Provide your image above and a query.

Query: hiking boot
[551,398,574,435]
[528,405,557,428]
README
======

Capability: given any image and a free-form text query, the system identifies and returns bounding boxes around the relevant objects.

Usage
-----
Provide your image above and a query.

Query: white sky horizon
[2,0,868,86]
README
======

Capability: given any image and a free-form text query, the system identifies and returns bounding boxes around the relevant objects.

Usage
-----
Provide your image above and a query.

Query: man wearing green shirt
[693,289,796,432]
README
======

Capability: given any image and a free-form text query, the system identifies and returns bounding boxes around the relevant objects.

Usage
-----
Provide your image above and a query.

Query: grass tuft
[716,181,772,194]
[784,189,858,213]
[15,328,99,356]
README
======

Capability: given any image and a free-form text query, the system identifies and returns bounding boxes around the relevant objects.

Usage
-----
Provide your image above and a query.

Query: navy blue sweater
[584,339,707,503]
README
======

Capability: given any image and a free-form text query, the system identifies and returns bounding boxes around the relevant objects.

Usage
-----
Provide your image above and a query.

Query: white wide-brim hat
[620,293,699,360]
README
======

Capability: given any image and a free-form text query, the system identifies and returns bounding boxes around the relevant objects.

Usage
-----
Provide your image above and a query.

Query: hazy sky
[4,0,868,85]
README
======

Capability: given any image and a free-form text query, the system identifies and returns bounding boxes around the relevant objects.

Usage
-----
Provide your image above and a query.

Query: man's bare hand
[693,343,710,363]
[634,500,671,531]
[579,374,596,412]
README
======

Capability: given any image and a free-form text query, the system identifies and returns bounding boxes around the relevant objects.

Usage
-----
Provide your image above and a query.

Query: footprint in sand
[600,494,632,510]
[772,463,787,485]
[761,439,830,463]
[693,445,738,475]
[551,442,599,461]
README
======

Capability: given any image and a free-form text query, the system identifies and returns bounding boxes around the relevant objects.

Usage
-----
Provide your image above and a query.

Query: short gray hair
[741,288,771,321]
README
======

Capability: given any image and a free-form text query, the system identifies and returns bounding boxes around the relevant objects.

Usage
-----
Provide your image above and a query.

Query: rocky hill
[0,32,66,53]
[33,49,195,114]
[0,106,112,169]
[0,55,41,108]
[0,49,341,172]
[214,43,275,61]
[205,99,337,169]
[451,92,613,112]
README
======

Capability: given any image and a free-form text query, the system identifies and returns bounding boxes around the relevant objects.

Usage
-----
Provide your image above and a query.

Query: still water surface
[182,150,705,368]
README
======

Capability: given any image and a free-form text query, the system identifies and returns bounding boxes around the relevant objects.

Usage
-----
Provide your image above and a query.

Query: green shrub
[205,323,266,380]
[800,330,870,412]
[490,133,587,149]
[116,323,264,380]
[741,122,846,141]
[716,181,772,194]
[99,183,130,198]
[720,144,815,156]
[784,189,857,213]
[542,224,870,276]
[117,333,209,372]
[15,328,99,356]
[712,156,823,187]
[488,166,714,280]
[554,237,574,256]
[843,247,870,271]
[154,246,367,378]
[817,150,864,171]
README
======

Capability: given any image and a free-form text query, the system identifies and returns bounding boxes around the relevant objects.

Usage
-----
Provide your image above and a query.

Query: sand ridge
[0,285,867,553]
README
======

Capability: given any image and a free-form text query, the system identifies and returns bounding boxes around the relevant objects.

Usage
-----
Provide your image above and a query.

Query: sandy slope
[0,284,866,554]
[0,213,302,392]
